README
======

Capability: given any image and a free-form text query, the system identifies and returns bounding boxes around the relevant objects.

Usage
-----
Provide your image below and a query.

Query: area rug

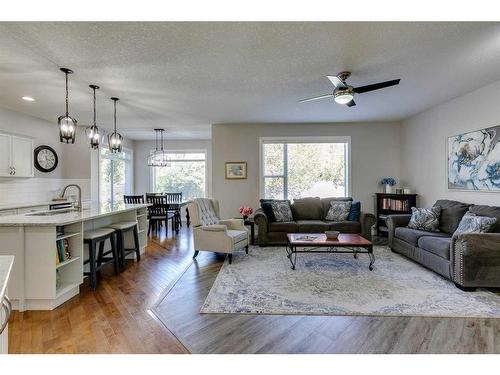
[200,246,500,318]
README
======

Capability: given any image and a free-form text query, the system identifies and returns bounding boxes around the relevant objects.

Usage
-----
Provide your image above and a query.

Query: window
[261,137,349,199]
[152,151,207,200]
[99,148,133,204]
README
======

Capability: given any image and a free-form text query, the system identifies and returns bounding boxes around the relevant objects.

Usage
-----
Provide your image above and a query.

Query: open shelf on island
[56,282,80,298]
[56,256,81,269]
[56,232,81,241]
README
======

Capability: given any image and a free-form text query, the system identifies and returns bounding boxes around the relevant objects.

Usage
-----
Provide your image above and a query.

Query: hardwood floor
[8,227,500,354]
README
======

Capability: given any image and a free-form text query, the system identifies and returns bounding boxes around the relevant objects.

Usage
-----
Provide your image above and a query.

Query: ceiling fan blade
[353,79,400,94]
[346,100,356,107]
[327,75,347,89]
[299,93,334,103]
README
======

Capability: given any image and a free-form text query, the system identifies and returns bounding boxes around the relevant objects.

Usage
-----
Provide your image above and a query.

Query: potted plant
[380,177,397,194]
[239,206,253,221]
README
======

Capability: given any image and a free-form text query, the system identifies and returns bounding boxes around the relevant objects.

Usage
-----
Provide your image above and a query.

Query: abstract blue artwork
[448,125,500,191]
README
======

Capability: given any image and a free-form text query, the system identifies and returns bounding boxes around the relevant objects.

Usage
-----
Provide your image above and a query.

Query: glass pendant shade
[85,84,103,149]
[148,129,170,167]
[58,68,77,144]
[108,97,123,153]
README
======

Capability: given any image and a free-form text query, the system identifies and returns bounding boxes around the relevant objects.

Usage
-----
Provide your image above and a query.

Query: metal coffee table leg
[368,246,375,271]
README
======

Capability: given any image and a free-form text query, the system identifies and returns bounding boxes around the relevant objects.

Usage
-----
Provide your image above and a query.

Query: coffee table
[286,233,375,271]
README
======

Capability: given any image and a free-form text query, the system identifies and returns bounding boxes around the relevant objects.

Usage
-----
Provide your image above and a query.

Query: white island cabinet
[0,255,14,354]
[0,203,149,311]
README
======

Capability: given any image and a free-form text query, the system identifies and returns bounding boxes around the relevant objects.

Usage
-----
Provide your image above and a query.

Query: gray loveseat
[254,197,376,246]
[387,199,500,290]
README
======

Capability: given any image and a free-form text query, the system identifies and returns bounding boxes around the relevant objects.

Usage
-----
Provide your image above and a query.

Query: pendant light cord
[113,100,117,133]
[65,72,69,116]
[93,87,96,126]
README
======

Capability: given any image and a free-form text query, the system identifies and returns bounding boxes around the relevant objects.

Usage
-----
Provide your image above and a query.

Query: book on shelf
[381,198,410,212]
[55,238,71,264]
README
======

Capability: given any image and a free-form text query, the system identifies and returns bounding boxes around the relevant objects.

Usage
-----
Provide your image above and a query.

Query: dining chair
[165,192,183,231]
[146,194,176,236]
[123,195,145,204]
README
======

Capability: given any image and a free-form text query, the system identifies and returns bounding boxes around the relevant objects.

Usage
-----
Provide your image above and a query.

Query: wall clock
[34,145,58,173]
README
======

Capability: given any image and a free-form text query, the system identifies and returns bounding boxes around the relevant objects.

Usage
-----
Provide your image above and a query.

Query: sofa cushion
[328,221,361,233]
[321,197,353,219]
[433,199,471,234]
[268,221,299,233]
[348,201,361,221]
[417,236,452,260]
[469,204,500,233]
[291,197,323,220]
[296,220,330,233]
[395,227,450,246]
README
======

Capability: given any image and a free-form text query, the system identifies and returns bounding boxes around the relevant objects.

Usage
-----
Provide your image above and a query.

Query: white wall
[133,139,212,197]
[401,79,500,208]
[212,122,401,218]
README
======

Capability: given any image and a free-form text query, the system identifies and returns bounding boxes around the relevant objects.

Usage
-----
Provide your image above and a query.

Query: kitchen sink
[26,208,78,216]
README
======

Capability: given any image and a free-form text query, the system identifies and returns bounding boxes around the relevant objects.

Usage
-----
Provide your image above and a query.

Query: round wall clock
[34,145,58,173]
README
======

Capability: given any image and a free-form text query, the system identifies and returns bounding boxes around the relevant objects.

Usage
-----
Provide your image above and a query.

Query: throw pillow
[407,206,441,232]
[454,211,497,235]
[325,201,352,221]
[260,199,277,222]
[270,200,293,222]
[347,201,361,221]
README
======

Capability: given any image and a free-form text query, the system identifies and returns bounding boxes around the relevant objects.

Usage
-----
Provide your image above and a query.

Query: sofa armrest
[386,214,411,248]
[200,224,228,232]
[219,219,247,231]
[359,212,376,240]
[254,208,270,246]
[451,233,500,287]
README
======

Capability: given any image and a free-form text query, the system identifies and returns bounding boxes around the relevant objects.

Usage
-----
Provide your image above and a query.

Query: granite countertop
[0,199,72,211]
[0,203,149,227]
[0,255,14,302]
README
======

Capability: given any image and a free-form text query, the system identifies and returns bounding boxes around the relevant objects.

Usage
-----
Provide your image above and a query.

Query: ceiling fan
[300,72,400,107]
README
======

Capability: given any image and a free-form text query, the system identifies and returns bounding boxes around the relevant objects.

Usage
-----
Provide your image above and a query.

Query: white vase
[385,184,392,194]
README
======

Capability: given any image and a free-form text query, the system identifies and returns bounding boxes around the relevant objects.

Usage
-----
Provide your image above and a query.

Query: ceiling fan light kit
[58,67,78,144]
[300,71,400,108]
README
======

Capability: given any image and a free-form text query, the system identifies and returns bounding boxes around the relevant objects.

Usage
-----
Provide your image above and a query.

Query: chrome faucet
[60,184,82,211]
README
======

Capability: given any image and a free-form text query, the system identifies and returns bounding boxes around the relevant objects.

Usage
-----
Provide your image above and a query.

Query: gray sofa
[254,197,376,246]
[387,199,500,290]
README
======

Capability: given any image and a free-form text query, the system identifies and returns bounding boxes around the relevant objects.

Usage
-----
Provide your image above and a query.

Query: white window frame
[259,136,351,199]
[149,149,209,198]
[98,147,134,204]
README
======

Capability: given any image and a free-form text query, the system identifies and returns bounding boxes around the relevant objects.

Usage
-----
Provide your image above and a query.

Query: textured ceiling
[1,22,500,140]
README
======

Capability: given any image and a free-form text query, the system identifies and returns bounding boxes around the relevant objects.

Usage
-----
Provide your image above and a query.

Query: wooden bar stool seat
[105,221,140,271]
[83,227,119,290]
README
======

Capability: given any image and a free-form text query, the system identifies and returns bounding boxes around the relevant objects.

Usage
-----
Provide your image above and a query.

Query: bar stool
[105,221,141,271]
[83,227,119,290]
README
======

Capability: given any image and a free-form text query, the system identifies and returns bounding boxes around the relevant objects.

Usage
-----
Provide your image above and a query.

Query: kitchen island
[0,203,149,311]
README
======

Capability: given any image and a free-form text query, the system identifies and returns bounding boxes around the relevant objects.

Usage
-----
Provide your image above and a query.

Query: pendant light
[108,97,123,153]
[58,68,77,144]
[148,129,169,166]
[85,85,103,149]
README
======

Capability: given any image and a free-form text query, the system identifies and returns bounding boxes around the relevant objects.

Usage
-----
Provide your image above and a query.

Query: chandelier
[58,68,77,144]
[85,84,103,149]
[148,129,170,167]
[108,97,123,153]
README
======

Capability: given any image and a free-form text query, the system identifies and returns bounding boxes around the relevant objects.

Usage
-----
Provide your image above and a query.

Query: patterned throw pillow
[271,201,293,222]
[407,206,441,232]
[325,201,352,222]
[454,212,497,235]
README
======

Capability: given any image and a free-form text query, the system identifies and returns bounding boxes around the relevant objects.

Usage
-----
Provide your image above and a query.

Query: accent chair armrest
[359,212,376,240]
[386,214,412,248]
[200,224,227,232]
[219,219,247,231]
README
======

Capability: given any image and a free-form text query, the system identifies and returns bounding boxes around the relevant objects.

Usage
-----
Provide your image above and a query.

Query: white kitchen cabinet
[0,132,33,178]
[0,295,8,354]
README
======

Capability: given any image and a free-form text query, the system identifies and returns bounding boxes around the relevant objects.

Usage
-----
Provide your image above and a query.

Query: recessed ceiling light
[22,96,35,102]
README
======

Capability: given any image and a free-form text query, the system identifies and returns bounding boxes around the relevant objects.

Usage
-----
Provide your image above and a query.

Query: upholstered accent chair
[186,198,249,264]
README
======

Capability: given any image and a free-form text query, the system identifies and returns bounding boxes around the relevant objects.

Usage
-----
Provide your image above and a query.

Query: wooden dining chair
[146,194,176,236]
[165,192,182,232]
[123,195,145,204]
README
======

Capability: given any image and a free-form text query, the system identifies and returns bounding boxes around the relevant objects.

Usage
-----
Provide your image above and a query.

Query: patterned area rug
[201,246,500,317]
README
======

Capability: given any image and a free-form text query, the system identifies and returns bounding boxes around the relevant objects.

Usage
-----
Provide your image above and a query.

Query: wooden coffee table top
[287,233,372,247]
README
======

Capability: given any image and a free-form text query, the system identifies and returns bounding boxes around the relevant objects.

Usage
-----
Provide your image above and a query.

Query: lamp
[148,129,169,167]
[58,68,77,144]
[108,97,123,153]
[85,85,103,149]
[334,88,354,105]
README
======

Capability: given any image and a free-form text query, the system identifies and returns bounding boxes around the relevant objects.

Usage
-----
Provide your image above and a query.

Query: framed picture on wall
[225,161,247,179]
[447,124,500,191]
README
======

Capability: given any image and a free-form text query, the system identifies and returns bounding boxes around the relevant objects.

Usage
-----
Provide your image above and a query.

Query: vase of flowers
[380,177,397,194]
[239,206,253,221]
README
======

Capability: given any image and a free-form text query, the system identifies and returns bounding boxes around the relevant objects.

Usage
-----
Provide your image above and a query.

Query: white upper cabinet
[0,133,33,178]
